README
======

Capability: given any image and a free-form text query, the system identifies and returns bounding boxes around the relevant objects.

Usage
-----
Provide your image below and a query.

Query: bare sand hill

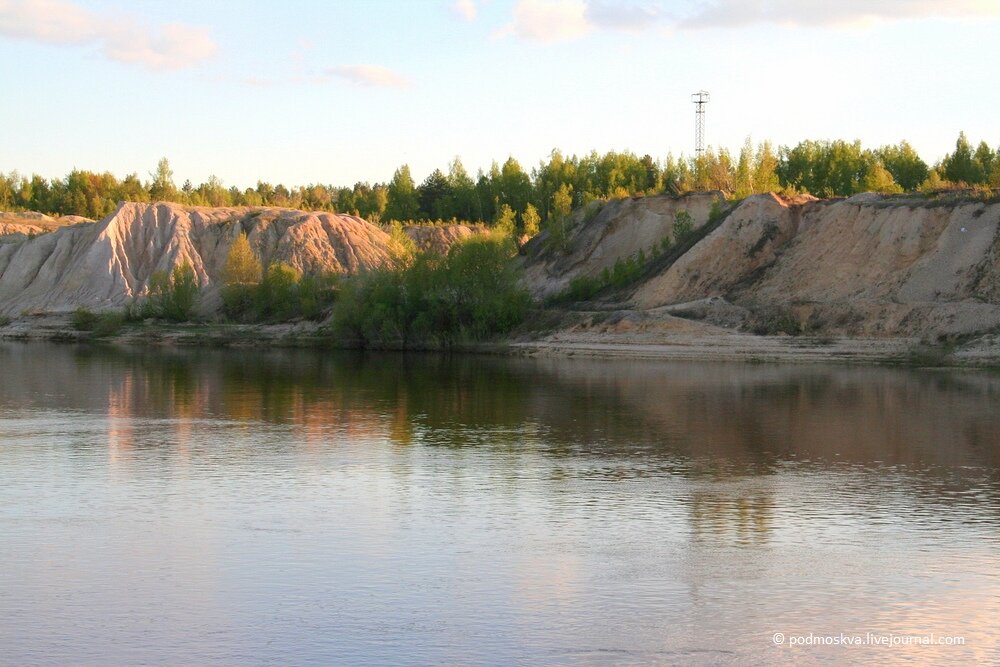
[0,202,396,315]
[0,211,93,236]
[518,191,1000,361]
[632,193,1000,337]
[520,191,725,300]
[403,223,488,254]
[0,222,46,242]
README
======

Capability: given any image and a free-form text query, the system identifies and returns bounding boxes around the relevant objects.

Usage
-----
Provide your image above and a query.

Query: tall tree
[876,141,928,191]
[149,157,177,201]
[417,168,452,220]
[499,157,532,216]
[941,132,981,184]
[223,232,262,285]
[385,165,420,221]
[447,158,479,222]
[521,203,541,238]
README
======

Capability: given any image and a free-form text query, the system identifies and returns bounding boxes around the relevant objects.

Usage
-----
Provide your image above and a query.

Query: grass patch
[72,308,126,337]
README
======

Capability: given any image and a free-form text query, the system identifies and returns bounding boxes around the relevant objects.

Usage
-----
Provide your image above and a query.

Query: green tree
[521,203,541,238]
[256,262,301,320]
[734,138,754,198]
[876,141,928,191]
[547,183,574,248]
[974,141,994,184]
[672,210,694,242]
[149,157,178,201]
[147,261,199,321]
[941,132,981,184]
[221,232,262,319]
[753,141,781,193]
[332,235,529,347]
[863,164,903,194]
[498,157,533,216]
[417,168,452,220]
[385,165,420,221]
[495,203,516,238]
[447,157,480,221]
[224,232,262,285]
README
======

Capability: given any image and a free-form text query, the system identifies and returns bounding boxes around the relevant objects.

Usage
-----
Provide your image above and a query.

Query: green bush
[672,210,694,243]
[221,283,257,321]
[565,275,604,301]
[610,254,643,287]
[255,262,301,321]
[297,273,339,320]
[92,312,125,337]
[332,235,530,347]
[548,243,663,304]
[223,264,338,323]
[72,308,124,337]
[146,262,200,322]
[72,307,98,331]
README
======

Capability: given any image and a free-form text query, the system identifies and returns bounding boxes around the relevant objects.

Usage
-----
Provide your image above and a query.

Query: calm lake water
[1,343,999,666]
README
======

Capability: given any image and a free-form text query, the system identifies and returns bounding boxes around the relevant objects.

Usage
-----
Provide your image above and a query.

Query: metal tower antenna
[691,90,710,155]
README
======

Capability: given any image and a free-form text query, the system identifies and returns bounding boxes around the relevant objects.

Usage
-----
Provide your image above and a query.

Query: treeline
[3,133,998,228]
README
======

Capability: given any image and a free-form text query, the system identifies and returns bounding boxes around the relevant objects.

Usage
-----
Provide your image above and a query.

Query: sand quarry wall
[524,192,1000,336]
[0,202,400,315]
[5,194,1000,338]
[520,191,725,299]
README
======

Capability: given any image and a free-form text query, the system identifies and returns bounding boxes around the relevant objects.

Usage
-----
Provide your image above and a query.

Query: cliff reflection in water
[2,344,997,462]
[2,343,1000,664]
[2,343,999,537]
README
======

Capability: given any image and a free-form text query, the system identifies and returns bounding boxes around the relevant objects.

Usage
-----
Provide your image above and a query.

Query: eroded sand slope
[0,202,395,314]
[523,192,1000,338]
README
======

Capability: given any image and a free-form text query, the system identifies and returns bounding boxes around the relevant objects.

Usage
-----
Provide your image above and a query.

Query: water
[1,343,998,665]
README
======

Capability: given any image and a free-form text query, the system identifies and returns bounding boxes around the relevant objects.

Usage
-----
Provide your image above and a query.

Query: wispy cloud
[680,0,1000,28]
[324,64,411,89]
[0,0,217,70]
[497,0,999,43]
[497,0,591,42]
[452,0,477,22]
[587,1,664,31]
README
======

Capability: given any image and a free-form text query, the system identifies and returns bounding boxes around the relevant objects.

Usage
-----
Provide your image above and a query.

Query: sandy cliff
[0,202,395,315]
[522,191,1000,339]
[4,193,1000,350]
[521,191,724,300]
[403,223,487,254]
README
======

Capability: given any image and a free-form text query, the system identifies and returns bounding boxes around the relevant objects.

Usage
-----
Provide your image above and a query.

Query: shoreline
[3,313,999,369]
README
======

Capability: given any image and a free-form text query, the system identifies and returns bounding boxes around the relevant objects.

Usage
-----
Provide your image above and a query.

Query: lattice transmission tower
[691,90,710,155]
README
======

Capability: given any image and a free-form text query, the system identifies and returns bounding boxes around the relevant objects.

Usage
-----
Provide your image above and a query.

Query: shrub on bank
[222,262,338,323]
[332,234,530,347]
[140,262,200,322]
[72,307,125,337]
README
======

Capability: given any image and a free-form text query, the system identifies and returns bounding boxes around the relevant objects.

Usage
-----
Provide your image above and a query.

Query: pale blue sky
[1,0,998,188]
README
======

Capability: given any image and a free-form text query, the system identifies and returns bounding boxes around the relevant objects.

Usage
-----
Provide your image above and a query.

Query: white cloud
[0,0,217,70]
[498,0,592,42]
[324,64,411,89]
[681,0,1000,28]
[587,1,663,31]
[497,0,1000,43]
[452,0,477,22]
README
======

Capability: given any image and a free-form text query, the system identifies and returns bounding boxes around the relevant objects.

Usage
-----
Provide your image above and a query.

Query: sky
[1,0,999,189]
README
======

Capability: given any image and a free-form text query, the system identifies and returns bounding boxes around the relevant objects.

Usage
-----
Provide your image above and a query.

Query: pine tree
[385,165,420,221]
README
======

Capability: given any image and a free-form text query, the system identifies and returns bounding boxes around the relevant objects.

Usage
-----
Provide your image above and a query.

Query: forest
[2,133,998,234]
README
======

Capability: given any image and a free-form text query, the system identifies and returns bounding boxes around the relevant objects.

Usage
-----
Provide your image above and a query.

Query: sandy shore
[3,312,999,367]
[509,331,920,364]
